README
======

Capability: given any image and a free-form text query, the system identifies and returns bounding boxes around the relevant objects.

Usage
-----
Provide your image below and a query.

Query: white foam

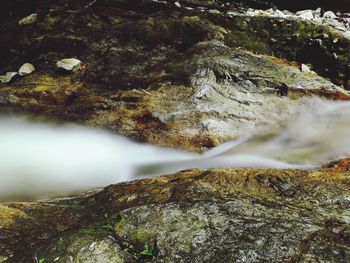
[2,97,350,200]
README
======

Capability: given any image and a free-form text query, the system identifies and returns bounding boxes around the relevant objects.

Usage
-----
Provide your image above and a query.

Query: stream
[1,97,349,200]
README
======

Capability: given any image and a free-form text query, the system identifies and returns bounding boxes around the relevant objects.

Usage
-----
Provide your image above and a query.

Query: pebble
[208,9,221,14]
[269,9,286,18]
[323,11,337,19]
[174,2,181,8]
[0,72,18,84]
[18,13,38,26]
[297,10,314,20]
[301,64,311,73]
[18,63,35,76]
[234,7,349,34]
[56,58,82,72]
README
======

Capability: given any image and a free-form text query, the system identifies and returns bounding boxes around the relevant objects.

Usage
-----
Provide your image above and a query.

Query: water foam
[1,97,350,200]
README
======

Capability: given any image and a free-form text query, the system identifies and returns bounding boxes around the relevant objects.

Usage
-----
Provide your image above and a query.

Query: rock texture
[1,168,350,262]
[1,1,350,262]
[0,0,350,150]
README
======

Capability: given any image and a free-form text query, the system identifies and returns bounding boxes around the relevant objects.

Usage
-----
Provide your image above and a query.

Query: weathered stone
[323,10,337,19]
[0,168,350,262]
[18,13,37,25]
[0,2,349,261]
[18,63,35,76]
[0,40,347,151]
[0,72,17,84]
[296,10,314,20]
[301,63,311,73]
[56,58,82,72]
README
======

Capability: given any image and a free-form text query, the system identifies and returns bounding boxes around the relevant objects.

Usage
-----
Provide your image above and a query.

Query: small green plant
[34,256,46,263]
[121,241,155,260]
[140,244,155,257]
[103,213,114,231]
[57,237,65,249]
[102,213,157,260]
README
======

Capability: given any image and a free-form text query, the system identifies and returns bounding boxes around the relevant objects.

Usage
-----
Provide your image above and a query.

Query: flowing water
[1,97,350,200]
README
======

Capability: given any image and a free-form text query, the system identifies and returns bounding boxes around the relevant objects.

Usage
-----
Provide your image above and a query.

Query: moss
[0,205,30,228]
[52,198,86,210]
[225,30,271,54]
[114,217,127,237]
[0,256,8,262]
[130,229,155,244]
[215,15,350,84]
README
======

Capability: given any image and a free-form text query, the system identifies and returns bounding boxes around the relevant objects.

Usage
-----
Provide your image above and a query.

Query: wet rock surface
[1,168,350,262]
[1,1,350,262]
[0,0,350,150]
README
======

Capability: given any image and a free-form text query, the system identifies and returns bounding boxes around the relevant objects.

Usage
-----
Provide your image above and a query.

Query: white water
[1,97,350,200]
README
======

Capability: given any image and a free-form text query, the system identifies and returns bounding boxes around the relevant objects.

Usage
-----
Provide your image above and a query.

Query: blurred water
[208,97,350,164]
[1,97,350,200]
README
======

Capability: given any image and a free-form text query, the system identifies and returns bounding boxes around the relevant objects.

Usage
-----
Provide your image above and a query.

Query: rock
[1,168,350,262]
[0,1,350,261]
[324,158,350,171]
[269,9,286,18]
[0,40,347,152]
[296,10,314,20]
[0,72,18,84]
[315,7,322,15]
[208,9,221,14]
[246,9,263,16]
[18,13,38,25]
[18,63,35,76]
[0,3,349,150]
[301,63,311,73]
[174,1,181,8]
[56,58,82,72]
[323,10,337,19]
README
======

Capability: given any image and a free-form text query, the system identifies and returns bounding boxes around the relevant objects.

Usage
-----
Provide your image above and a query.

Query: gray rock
[301,64,311,73]
[18,13,38,26]
[0,72,18,84]
[208,9,221,14]
[296,10,314,20]
[269,9,286,18]
[174,1,181,8]
[18,63,35,76]
[323,11,337,19]
[56,58,82,72]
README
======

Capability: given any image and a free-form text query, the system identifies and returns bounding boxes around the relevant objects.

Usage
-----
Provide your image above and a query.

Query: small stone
[18,63,35,76]
[208,9,221,14]
[246,9,261,16]
[18,13,38,26]
[270,10,286,18]
[56,58,82,72]
[282,10,294,16]
[301,64,311,73]
[0,72,18,84]
[323,11,337,19]
[174,2,181,8]
[297,10,314,20]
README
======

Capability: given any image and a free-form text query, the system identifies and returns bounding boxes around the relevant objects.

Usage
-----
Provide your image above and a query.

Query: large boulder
[0,0,349,151]
[1,168,350,262]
